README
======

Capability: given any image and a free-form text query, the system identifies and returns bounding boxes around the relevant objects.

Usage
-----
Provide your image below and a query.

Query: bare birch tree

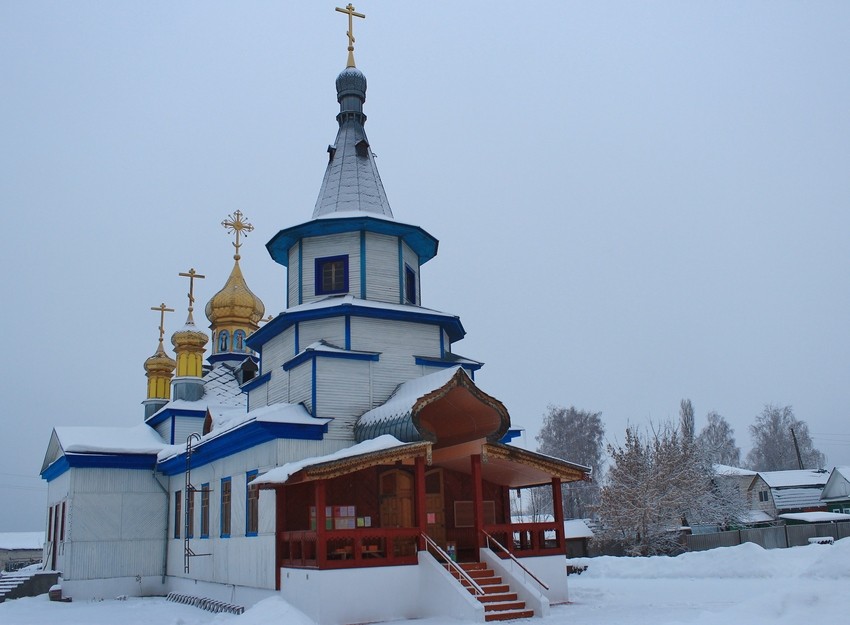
[745,405,825,470]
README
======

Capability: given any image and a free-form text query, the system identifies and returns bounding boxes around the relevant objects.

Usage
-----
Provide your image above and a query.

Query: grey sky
[2,2,848,531]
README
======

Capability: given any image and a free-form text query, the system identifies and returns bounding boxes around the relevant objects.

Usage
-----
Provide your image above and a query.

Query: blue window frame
[404,264,416,305]
[315,255,349,295]
[200,482,210,538]
[220,477,232,538]
[246,469,259,536]
[174,490,182,539]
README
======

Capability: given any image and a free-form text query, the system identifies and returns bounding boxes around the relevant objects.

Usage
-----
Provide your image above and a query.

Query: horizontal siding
[261,328,295,373]
[288,243,299,307]
[301,233,361,305]
[173,418,204,447]
[401,241,420,305]
[298,317,346,350]
[248,381,269,410]
[365,232,399,304]
[315,358,372,440]
[267,368,289,405]
[154,420,171,442]
[66,538,166,580]
[288,362,312,410]
[350,317,442,407]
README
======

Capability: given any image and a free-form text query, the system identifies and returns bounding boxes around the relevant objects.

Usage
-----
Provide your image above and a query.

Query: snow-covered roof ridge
[54,423,166,455]
[252,435,407,486]
[714,464,757,476]
[759,468,831,488]
[284,294,459,319]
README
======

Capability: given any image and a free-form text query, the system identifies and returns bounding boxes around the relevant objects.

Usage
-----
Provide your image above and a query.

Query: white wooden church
[39,8,589,624]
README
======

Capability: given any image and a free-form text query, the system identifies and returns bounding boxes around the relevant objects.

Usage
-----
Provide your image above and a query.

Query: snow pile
[573,538,850,580]
[239,596,315,625]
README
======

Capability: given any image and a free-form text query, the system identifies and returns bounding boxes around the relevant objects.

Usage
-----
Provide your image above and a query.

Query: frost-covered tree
[745,405,825,470]
[697,411,742,467]
[536,405,604,518]
[598,422,747,556]
[679,399,695,445]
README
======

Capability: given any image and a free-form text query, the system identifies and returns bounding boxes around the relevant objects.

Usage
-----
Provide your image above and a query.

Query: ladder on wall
[184,432,211,573]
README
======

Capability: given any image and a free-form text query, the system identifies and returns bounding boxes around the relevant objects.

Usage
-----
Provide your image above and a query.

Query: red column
[551,477,565,551]
[471,454,485,549]
[315,481,327,566]
[415,456,427,551]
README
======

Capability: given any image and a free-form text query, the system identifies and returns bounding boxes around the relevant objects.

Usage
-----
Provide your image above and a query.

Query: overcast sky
[2,2,849,531]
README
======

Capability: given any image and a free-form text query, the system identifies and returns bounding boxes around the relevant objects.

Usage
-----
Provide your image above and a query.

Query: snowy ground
[2,539,848,625]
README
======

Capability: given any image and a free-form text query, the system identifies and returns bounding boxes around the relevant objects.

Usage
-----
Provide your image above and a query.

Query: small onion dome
[336,66,367,100]
[143,343,176,375]
[204,261,265,328]
[171,320,209,351]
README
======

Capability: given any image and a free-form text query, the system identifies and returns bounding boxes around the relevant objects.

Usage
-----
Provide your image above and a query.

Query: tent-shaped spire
[312,66,393,219]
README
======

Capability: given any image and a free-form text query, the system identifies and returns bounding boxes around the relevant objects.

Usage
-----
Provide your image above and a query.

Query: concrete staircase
[0,570,59,603]
[456,562,535,621]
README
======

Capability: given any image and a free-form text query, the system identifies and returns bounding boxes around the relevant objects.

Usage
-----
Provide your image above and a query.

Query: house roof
[563,519,594,539]
[714,464,757,476]
[759,469,830,488]
[821,466,850,502]
[41,423,166,474]
[779,511,850,523]
[771,487,827,511]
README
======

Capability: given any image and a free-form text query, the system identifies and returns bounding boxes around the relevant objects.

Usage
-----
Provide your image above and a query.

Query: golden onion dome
[204,260,265,328]
[144,343,176,375]
[171,320,209,351]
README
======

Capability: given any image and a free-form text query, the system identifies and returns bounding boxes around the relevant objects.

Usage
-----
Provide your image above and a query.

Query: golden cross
[178,268,205,316]
[221,210,254,261]
[151,303,175,347]
[335,4,365,68]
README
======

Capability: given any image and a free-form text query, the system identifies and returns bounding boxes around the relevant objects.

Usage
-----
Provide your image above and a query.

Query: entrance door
[424,469,446,546]
[380,470,413,528]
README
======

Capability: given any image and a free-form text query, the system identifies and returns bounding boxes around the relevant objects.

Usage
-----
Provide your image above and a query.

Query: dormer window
[316,255,349,295]
[405,264,417,305]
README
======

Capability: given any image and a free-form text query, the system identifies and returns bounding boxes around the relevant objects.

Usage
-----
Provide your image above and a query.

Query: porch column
[551,477,565,550]
[415,455,427,551]
[471,454,485,548]
[315,480,327,565]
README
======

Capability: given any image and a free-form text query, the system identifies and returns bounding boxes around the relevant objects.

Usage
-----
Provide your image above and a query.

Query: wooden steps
[450,562,535,621]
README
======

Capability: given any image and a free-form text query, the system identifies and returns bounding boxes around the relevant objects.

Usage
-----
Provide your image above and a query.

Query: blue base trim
[345,315,351,350]
[41,452,159,481]
[248,301,465,349]
[208,351,254,365]
[241,371,271,392]
[157,420,328,476]
[267,215,439,268]
[283,348,379,372]
[146,406,206,428]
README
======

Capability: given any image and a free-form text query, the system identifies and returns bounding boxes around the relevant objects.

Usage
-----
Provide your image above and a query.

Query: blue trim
[220,476,232,538]
[439,329,445,358]
[345,316,351,350]
[267,215,439,268]
[200,482,210,539]
[145,406,206,428]
[247,302,466,349]
[294,323,299,354]
[398,238,404,304]
[170,417,175,445]
[311,358,317,416]
[359,230,366,299]
[157,419,328,476]
[208,351,253,365]
[41,452,158,481]
[500,428,523,444]
[404,264,416,305]
[297,240,303,305]
[245,469,258,537]
[174,490,182,539]
[414,356,483,372]
[283,348,379,372]
[241,370,271,392]
[315,254,349,295]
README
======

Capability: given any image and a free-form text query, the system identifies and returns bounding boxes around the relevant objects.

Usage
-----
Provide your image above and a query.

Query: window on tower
[405,264,417,305]
[233,330,246,352]
[315,255,349,295]
[218,330,230,352]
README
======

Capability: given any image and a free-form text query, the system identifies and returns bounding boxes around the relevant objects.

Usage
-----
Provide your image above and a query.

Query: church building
[39,7,590,624]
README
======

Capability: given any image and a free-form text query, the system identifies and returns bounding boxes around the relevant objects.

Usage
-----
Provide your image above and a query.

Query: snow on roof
[714,464,757,476]
[564,519,594,539]
[741,510,775,524]
[251,435,406,486]
[779,511,850,523]
[357,366,466,429]
[759,469,830,488]
[157,402,330,462]
[55,423,165,455]
[285,294,458,321]
[203,362,246,406]
[772,487,827,511]
[0,532,44,550]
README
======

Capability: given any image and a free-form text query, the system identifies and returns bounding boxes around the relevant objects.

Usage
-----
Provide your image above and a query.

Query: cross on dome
[221,210,254,261]
[150,303,174,348]
[178,268,205,322]
[335,3,365,68]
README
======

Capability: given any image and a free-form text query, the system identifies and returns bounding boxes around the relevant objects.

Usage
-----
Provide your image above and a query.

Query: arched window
[218,330,230,352]
[233,330,246,352]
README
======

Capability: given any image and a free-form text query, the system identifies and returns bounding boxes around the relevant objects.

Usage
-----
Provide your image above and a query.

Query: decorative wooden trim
[483,442,591,483]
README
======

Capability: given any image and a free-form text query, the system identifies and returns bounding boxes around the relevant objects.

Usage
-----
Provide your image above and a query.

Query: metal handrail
[420,533,485,596]
[482,530,550,590]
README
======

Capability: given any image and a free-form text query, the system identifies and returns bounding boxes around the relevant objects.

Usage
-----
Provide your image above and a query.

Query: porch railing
[482,530,550,590]
[280,527,420,569]
[422,533,484,596]
[484,521,564,557]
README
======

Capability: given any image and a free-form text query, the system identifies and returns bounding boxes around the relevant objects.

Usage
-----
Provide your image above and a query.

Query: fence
[686,521,850,552]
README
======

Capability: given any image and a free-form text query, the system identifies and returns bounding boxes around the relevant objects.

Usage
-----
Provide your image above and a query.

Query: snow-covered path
[2,539,848,625]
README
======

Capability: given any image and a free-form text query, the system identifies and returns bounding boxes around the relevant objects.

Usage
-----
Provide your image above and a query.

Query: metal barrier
[166,592,245,615]
[685,521,850,553]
